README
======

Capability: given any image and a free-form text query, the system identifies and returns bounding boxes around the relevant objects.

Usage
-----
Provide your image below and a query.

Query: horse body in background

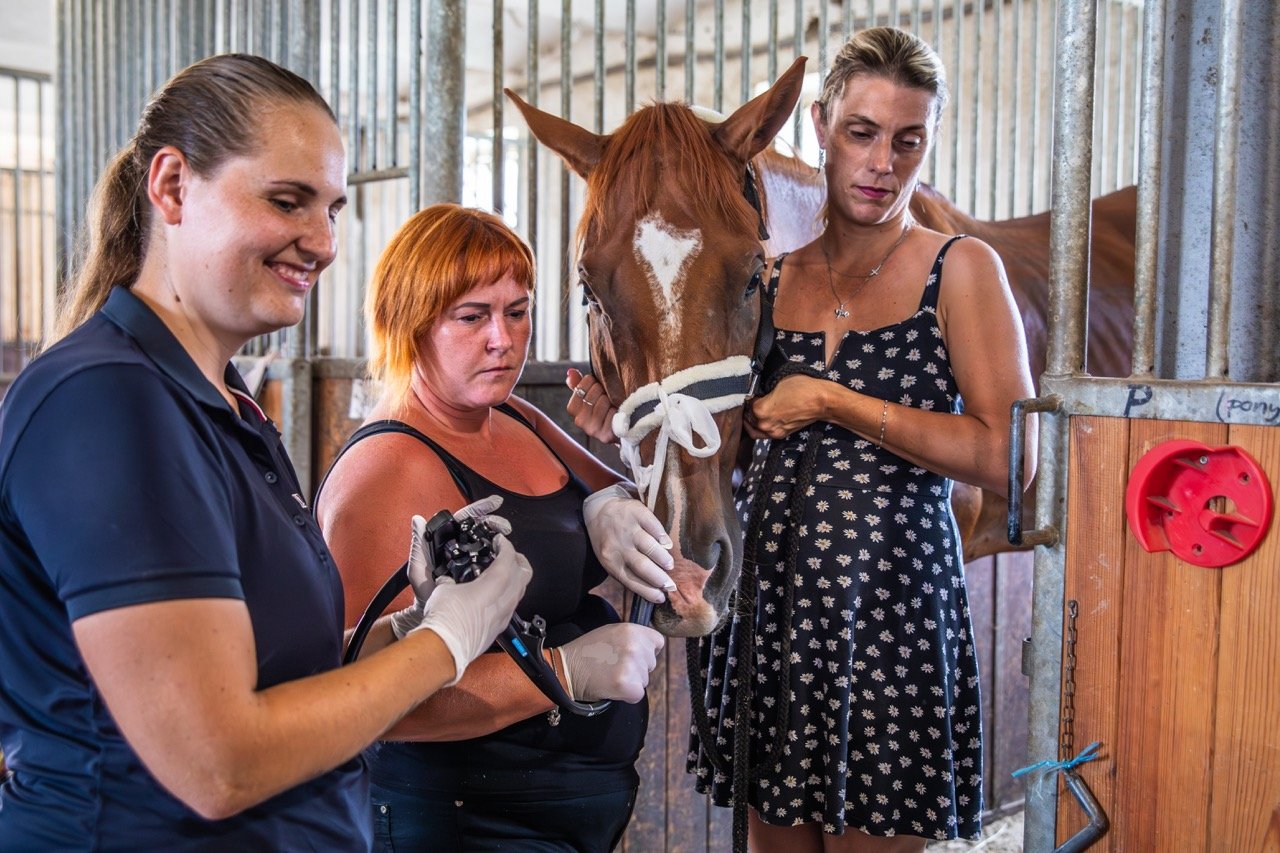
[508,58,1138,636]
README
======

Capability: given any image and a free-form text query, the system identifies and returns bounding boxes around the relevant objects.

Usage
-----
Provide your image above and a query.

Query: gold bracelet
[546,648,563,727]
[877,399,888,448]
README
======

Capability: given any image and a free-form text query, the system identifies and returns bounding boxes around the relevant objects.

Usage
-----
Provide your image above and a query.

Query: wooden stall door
[1058,416,1280,852]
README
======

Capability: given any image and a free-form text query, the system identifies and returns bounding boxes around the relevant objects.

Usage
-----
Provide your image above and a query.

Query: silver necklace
[822,224,913,319]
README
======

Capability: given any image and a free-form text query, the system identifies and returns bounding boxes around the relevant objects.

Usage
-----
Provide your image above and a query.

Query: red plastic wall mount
[1124,440,1274,568]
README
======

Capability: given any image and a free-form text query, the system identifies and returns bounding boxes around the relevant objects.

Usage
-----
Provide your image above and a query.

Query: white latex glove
[558,622,665,703]
[410,532,531,684]
[582,484,675,604]
[389,497,512,640]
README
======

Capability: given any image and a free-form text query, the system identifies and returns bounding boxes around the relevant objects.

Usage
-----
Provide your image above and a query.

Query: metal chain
[1060,599,1079,761]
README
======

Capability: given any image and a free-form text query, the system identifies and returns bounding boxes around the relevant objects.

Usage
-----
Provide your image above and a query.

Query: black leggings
[370,779,637,852]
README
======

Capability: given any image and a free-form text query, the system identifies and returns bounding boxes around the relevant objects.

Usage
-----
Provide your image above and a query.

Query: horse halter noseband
[593,163,775,511]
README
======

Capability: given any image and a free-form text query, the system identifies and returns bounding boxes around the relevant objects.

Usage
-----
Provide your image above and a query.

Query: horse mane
[578,103,759,246]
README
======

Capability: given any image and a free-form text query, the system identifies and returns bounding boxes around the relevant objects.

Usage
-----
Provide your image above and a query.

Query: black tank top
[320,403,646,799]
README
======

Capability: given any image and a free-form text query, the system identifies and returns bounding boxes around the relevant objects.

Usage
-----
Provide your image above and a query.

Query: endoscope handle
[499,614,611,717]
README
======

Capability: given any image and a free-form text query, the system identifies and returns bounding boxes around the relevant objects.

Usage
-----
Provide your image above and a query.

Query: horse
[506,56,1137,637]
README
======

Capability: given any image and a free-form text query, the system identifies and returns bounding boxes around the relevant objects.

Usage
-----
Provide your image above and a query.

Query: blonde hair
[813,27,950,128]
[365,204,536,408]
[50,54,335,345]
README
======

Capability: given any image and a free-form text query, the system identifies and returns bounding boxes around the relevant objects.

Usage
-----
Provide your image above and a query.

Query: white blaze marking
[632,214,702,364]
[632,213,700,527]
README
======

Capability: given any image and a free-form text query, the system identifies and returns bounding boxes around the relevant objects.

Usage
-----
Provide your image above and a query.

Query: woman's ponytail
[49,142,149,344]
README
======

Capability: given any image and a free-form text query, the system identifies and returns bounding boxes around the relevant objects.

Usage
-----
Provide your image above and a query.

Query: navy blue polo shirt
[0,287,370,850]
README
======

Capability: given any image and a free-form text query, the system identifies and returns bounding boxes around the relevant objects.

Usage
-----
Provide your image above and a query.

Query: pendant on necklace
[834,305,850,318]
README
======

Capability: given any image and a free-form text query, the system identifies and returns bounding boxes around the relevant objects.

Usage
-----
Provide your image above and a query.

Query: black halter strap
[742,161,770,241]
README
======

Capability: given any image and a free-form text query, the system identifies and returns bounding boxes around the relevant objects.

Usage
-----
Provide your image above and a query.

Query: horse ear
[712,56,808,163]
[504,88,605,179]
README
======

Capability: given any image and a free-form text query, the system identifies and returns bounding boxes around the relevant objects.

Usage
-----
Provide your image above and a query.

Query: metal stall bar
[1094,0,1109,193]
[741,0,750,106]
[214,0,226,49]
[1206,0,1244,379]
[1111,3,1127,192]
[714,0,724,113]
[818,0,828,96]
[1131,0,1165,377]
[423,0,465,205]
[386,0,399,172]
[989,0,1001,219]
[560,0,572,360]
[347,0,360,176]
[969,0,982,217]
[4,73,16,362]
[685,0,695,104]
[236,0,250,50]
[767,0,778,83]
[927,0,941,180]
[324,0,342,356]
[948,0,961,200]
[493,0,505,213]
[410,0,423,212]
[367,0,379,171]
[105,1,117,156]
[525,0,538,267]
[1029,0,1042,213]
[656,0,667,99]
[253,0,270,63]
[1008,0,1022,217]
[37,76,52,343]
[627,0,637,116]
[792,0,802,142]
[55,1,69,272]
[13,75,25,362]
[1024,0,1098,847]
[594,0,604,132]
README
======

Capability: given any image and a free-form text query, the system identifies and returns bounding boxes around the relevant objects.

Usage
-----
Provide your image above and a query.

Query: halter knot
[613,355,754,510]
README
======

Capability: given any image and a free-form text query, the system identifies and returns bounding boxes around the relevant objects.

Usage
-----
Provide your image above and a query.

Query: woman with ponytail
[0,53,530,849]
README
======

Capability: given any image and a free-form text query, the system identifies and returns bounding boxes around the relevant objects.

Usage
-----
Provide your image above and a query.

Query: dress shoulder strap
[764,253,787,301]
[918,234,968,312]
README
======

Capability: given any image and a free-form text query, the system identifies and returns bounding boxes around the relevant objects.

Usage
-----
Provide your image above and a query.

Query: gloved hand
[389,496,513,640]
[557,623,665,703]
[410,532,532,684]
[582,484,675,604]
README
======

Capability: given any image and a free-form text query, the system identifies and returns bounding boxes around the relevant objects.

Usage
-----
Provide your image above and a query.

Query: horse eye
[744,271,762,299]
[580,283,599,308]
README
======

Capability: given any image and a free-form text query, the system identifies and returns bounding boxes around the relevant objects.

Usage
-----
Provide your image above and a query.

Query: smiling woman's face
[414,273,533,412]
[161,102,347,352]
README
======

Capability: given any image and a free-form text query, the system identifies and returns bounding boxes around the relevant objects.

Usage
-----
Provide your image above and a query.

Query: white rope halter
[612,355,755,511]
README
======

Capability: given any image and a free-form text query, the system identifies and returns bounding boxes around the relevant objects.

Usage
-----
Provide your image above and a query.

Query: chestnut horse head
[506,58,807,637]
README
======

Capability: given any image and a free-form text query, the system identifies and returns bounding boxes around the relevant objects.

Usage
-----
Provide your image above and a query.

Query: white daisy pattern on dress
[689,237,983,841]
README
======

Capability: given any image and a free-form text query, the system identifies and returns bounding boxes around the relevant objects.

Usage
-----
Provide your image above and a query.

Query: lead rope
[687,361,826,853]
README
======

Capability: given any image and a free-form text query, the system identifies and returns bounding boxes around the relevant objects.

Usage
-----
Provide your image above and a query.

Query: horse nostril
[707,540,722,573]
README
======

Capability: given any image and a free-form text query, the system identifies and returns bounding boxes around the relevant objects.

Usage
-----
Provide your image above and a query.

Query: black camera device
[420,510,498,584]
[345,508,611,719]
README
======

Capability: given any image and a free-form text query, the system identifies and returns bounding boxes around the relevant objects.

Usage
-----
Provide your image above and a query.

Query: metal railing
[53,0,1145,367]
[0,66,55,376]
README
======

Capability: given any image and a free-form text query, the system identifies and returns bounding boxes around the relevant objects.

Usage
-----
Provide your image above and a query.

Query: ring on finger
[574,387,588,398]
[583,399,595,407]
